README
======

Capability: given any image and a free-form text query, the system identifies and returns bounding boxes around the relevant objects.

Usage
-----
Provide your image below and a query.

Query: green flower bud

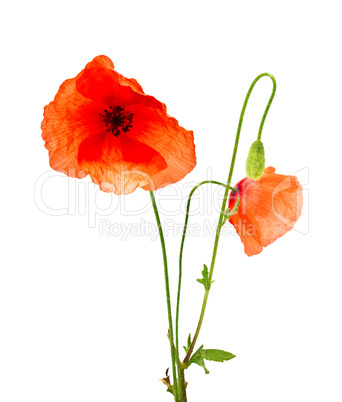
[246,140,265,180]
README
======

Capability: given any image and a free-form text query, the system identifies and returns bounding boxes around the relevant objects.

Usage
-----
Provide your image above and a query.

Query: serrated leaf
[188,344,203,363]
[201,349,236,362]
[196,264,213,290]
[192,345,203,356]
[187,345,210,374]
[190,356,210,374]
[187,346,235,373]
[188,346,208,374]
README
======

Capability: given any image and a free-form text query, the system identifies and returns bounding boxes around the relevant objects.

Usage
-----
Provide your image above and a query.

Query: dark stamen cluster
[99,105,134,137]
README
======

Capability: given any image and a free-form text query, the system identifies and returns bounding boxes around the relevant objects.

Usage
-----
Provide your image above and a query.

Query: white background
[1,1,341,401]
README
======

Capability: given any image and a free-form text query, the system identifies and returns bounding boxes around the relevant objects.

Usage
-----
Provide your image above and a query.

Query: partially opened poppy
[228,167,303,256]
[41,55,196,194]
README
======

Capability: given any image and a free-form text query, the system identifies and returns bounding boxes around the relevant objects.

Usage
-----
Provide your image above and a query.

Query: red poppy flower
[228,167,303,256]
[41,55,196,194]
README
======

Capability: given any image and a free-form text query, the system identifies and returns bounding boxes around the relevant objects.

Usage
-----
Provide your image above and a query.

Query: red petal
[42,55,196,194]
[77,132,167,194]
[229,211,263,257]
[76,55,165,110]
[41,73,105,178]
[124,105,196,190]
[228,167,303,256]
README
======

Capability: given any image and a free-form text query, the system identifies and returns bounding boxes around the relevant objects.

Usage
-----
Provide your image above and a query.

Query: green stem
[175,181,234,354]
[256,74,277,140]
[176,180,233,402]
[179,366,187,402]
[150,191,179,401]
[183,73,277,364]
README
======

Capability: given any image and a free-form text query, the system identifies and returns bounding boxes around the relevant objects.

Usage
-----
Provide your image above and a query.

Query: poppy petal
[251,169,303,247]
[77,132,167,194]
[123,105,196,190]
[76,55,165,110]
[41,73,105,178]
[228,167,303,256]
[229,210,263,257]
[42,55,196,194]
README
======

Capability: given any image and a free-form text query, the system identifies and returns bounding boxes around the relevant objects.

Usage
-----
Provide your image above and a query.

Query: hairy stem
[150,191,179,401]
[183,73,277,364]
[176,180,232,401]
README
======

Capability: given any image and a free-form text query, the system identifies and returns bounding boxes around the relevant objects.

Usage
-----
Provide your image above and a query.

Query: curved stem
[256,74,276,140]
[175,181,234,401]
[176,181,234,353]
[150,191,179,401]
[183,73,277,364]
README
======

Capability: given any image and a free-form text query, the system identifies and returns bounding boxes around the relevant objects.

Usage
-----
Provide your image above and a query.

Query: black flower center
[99,106,134,137]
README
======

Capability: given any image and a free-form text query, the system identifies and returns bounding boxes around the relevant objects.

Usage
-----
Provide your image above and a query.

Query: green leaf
[201,349,236,362]
[190,356,210,374]
[190,345,203,359]
[188,346,209,374]
[187,334,192,350]
[196,264,214,290]
[183,333,192,353]
[187,346,235,374]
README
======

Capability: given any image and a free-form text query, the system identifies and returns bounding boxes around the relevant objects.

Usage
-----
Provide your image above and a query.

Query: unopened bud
[246,140,265,180]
